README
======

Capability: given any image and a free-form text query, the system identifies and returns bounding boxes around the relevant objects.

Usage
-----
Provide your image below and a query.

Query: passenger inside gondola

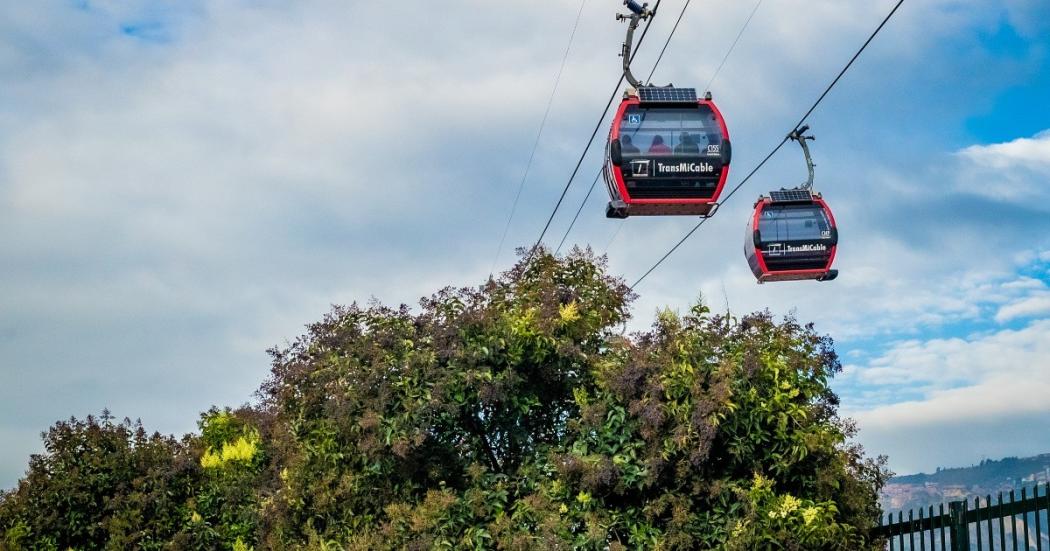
[674,132,700,154]
[621,134,641,155]
[648,135,672,155]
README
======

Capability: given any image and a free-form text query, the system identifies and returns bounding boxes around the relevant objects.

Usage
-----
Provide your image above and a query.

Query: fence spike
[1039,484,1047,551]
[940,502,947,551]
[910,508,916,550]
[999,491,1007,551]
[987,495,994,551]
[962,498,972,551]
[975,496,983,551]
[1035,492,1042,551]
[1010,489,1017,551]
[920,505,927,551]
[1024,487,1031,551]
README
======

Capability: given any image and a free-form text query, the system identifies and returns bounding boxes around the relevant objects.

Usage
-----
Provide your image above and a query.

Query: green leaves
[1,249,887,550]
[0,415,200,550]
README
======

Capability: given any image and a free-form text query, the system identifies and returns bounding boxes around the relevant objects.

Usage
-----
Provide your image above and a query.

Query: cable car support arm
[789,125,816,191]
[618,1,654,89]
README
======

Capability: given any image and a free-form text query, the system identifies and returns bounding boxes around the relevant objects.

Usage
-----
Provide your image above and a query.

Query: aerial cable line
[644,0,692,84]
[555,170,602,254]
[628,144,781,288]
[552,0,692,256]
[704,0,763,93]
[526,0,664,262]
[489,0,590,276]
[630,0,906,290]
[602,219,626,255]
[721,0,905,208]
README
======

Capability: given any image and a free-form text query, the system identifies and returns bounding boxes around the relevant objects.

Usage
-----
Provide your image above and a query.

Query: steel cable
[704,0,763,93]
[555,169,602,254]
[645,0,692,85]
[489,0,590,275]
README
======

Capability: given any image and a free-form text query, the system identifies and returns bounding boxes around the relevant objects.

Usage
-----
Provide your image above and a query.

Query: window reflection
[619,105,722,157]
[758,205,831,242]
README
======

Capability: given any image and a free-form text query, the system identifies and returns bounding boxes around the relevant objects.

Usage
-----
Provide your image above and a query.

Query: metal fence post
[949,500,970,551]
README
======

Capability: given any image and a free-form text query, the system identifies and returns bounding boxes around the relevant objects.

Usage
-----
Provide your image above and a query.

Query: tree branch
[462,409,501,472]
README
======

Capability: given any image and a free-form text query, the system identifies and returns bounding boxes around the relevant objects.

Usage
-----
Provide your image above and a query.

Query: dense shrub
[0,413,198,550]
[0,249,889,549]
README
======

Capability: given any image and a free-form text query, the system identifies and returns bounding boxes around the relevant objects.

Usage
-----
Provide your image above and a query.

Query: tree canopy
[0,250,889,550]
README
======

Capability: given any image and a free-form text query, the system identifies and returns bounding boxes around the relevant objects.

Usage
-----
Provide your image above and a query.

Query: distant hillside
[894,454,1050,487]
[881,453,1050,513]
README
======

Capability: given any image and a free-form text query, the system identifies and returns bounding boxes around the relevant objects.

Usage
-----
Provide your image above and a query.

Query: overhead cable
[555,169,602,254]
[489,0,590,275]
[704,0,763,93]
[644,0,692,84]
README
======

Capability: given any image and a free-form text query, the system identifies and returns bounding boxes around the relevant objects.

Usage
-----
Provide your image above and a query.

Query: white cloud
[848,319,1050,388]
[996,292,1050,323]
[952,130,1050,203]
[959,130,1050,171]
[857,375,1050,426]
[845,319,1050,473]
[1003,0,1050,38]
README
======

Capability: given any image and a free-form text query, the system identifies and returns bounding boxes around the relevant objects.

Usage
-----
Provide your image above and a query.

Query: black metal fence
[874,483,1050,550]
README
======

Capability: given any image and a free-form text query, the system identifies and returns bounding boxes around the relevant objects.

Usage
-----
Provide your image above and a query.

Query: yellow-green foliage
[558,301,580,323]
[725,474,851,549]
[201,432,260,469]
[199,409,261,470]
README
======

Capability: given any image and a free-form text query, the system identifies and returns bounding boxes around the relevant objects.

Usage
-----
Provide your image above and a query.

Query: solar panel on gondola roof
[769,189,814,203]
[637,87,697,104]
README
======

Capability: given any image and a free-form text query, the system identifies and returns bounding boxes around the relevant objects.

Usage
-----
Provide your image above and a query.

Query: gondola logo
[707,144,721,155]
[765,243,828,255]
[655,162,715,174]
[630,159,650,177]
[627,114,642,125]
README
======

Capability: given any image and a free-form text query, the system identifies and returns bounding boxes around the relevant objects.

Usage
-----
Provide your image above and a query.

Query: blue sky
[1,0,1049,487]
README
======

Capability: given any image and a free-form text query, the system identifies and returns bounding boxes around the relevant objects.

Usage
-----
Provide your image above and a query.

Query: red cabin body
[603,87,731,218]
[744,191,838,283]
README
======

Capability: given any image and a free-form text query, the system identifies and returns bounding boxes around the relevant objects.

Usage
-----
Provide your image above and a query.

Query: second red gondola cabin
[744,189,838,283]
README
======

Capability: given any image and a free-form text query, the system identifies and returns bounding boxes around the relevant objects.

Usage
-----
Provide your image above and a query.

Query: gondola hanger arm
[618,1,654,89]
[788,125,817,191]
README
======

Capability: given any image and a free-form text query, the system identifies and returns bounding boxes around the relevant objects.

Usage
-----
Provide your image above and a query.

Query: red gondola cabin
[745,189,838,283]
[604,87,731,218]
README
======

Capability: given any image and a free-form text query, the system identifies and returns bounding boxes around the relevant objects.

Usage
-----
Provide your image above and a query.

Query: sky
[1,0,1049,488]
